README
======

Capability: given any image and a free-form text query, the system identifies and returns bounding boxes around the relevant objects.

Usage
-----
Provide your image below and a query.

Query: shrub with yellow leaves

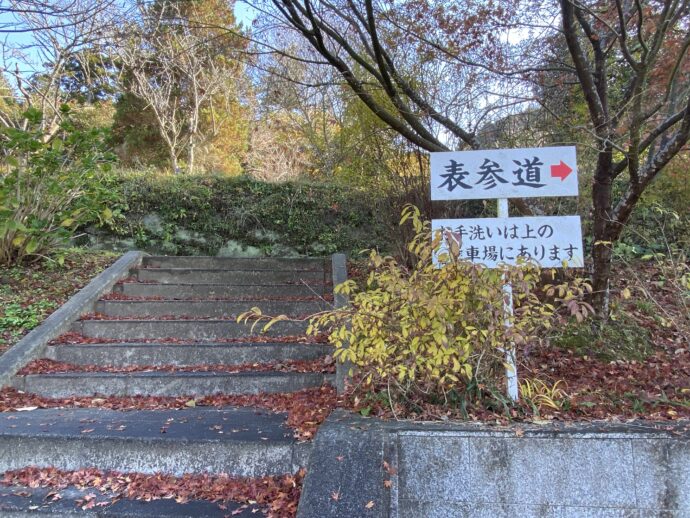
[240,204,592,411]
[305,205,591,407]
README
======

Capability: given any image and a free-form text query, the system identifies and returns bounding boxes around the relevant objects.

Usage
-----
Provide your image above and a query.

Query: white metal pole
[497,198,519,402]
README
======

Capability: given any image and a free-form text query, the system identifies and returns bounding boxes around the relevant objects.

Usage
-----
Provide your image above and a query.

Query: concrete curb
[331,253,352,394]
[297,410,391,518]
[0,251,145,387]
[297,410,690,518]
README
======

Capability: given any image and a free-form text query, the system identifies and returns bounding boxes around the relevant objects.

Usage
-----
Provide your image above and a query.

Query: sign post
[429,146,582,402]
[497,197,518,401]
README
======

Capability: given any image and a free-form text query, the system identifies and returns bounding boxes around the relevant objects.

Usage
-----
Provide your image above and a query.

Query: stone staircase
[0,256,336,516]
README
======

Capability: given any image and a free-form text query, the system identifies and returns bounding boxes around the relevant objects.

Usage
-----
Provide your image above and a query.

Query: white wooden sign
[430,146,578,200]
[432,216,584,268]
[430,146,583,401]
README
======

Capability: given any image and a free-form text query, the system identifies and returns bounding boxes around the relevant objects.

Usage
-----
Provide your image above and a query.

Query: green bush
[549,314,652,362]
[101,172,392,256]
[0,301,54,335]
[616,160,690,258]
[0,107,118,266]
[617,203,689,259]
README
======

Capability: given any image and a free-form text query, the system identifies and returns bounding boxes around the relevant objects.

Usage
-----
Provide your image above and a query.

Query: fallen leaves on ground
[116,277,331,287]
[336,261,690,424]
[341,342,689,424]
[521,346,690,420]
[138,263,325,272]
[18,358,335,375]
[0,386,339,441]
[49,332,330,345]
[79,312,321,321]
[115,276,156,284]
[100,293,165,301]
[280,281,332,287]
[100,293,334,302]
[1,467,305,518]
[0,252,116,355]
[617,261,690,347]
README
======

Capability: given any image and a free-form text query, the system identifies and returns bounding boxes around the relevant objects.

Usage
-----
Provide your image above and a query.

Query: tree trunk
[187,138,195,174]
[591,226,614,319]
[590,148,614,319]
[169,150,179,174]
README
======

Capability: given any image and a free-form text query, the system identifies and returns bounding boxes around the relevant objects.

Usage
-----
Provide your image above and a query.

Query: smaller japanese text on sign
[432,216,584,268]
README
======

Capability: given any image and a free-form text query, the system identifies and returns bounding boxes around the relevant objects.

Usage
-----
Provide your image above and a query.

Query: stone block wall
[298,411,690,518]
[394,429,688,517]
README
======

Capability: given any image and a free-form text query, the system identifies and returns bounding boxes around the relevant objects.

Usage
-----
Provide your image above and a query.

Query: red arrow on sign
[550,161,573,181]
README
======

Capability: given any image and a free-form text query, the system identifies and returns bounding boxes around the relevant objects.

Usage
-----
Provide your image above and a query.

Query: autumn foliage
[307,205,592,410]
[2,467,304,517]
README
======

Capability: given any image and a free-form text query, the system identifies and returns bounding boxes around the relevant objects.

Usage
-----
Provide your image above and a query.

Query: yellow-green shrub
[309,205,590,406]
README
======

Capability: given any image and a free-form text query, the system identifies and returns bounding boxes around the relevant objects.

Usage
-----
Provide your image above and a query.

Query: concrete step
[45,342,332,367]
[95,299,329,318]
[113,282,329,299]
[0,485,259,517]
[12,371,333,398]
[136,268,329,285]
[143,255,327,270]
[72,319,310,341]
[0,407,311,477]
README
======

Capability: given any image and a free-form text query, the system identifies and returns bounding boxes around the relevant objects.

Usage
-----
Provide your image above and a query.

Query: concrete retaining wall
[394,428,689,517]
[298,411,690,518]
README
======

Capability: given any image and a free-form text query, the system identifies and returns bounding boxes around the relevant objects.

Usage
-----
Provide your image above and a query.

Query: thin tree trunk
[169,150,179,174]
[188,139,195,174]
[590,147,615,319]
